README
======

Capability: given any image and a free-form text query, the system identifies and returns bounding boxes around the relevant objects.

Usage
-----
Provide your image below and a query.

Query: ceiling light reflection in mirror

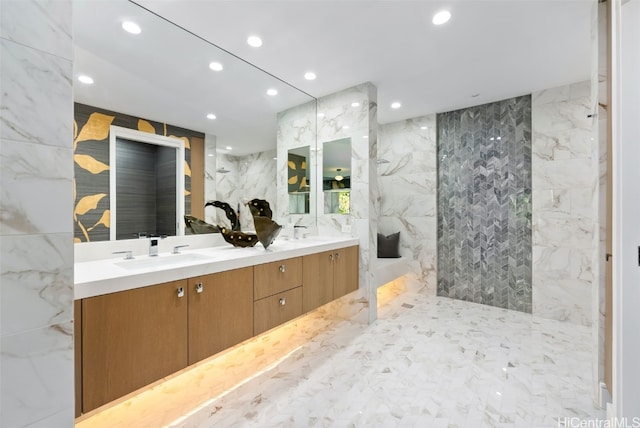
[73,0,315,156]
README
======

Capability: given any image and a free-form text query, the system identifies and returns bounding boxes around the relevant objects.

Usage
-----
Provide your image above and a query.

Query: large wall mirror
[73,0,317,242]
[322,138,351,214]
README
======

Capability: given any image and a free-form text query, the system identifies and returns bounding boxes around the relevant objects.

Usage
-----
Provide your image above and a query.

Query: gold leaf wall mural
[74,103,203,242]
[74,154,110,174]
[75,193,107,218]
[87,210,110,232]
[74,112,115,150]
[138,119,156,134]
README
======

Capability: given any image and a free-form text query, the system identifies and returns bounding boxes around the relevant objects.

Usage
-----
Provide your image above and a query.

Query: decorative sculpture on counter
[188,198,281,250]
[246,198,273,219]
[217,226,259,247]
[184,215,218,234]
[204,200,240,231]
[245,198,281,249]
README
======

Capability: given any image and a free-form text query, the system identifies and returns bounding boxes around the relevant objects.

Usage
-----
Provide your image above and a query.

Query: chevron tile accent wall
[437,95,532,312]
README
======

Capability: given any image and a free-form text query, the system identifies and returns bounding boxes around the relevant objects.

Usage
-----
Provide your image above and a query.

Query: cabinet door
[254,286,303,335]
[82,280,188,413]
[188,267,254,365]
[254,257,302,300]
[302,250,334,312]
[333,245,359,298]
[74,300,82,417]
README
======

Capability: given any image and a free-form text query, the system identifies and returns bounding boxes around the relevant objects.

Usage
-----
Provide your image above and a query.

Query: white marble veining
[378,115,438,293]
[203,134,217,224]
[0,140,73,236]
[0,38,72,147]
[1,233,73,337]
[214,150,277,230]
[531,82,594,327]
[316,82,378,323]
[0,2,74,425]
[0,0,72,61]
[276,99,317,227]
[590,1,608,401]
[163,290,604,428]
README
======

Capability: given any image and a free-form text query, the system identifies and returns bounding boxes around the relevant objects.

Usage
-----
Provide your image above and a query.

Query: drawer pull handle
[334,252,340,260]
[279,297,286,306]
[195,283,203,293]
[279,265,286,273]
[329,254,333,261]
[177,287,185,298]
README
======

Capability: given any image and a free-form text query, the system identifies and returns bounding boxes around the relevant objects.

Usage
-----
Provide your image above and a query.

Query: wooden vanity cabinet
[188,267,254,365]
[303,245,359,312]
[253,257,303,334]
[333,245,359,298]
[81,279,188,413]
[76,245,359,416]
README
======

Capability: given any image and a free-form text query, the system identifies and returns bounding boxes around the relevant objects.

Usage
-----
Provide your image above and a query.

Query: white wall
[0,1,75,425]
[378,115,437,292]
[531,81,594,326]
[613,0,640,417]
[214,150,277,231]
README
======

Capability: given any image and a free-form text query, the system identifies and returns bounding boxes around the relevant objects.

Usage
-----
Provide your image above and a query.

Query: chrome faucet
[148,235,166,256]
[293,225,307,239]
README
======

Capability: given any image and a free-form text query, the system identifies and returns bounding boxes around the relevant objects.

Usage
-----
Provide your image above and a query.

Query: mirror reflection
[322,138,351,214]
[288,146,311,214]
[72,0,317,242]
[110,126,185,240]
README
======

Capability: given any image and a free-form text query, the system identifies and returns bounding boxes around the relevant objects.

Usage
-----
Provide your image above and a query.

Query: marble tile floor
[77,282,604,428]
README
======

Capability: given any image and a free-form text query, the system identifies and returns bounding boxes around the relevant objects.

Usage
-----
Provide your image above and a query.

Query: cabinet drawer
[254,257,302,300]
[253,286,303,335]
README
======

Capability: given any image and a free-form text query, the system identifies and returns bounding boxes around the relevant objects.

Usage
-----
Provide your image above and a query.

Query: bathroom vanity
[74,237,359,415]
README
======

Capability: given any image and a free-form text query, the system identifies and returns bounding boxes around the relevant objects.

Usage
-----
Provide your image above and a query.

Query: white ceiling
[75,0,592,155]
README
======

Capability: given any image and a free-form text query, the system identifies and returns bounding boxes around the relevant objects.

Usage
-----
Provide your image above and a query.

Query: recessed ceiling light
[362,135,368,139]
[342,125,349,129]
[421,126,428,130]
[304,72,316,80]
[78,75,94,85]
[432,10,451,25]
[391,102,402,109]
[266,88,278,96]
[226,146,232,151]
[351,102,360,107]
[317,112,325,118]
[209,62,223,71]
[207,153,214,157]
[206,113,216,120]
[122,21,142,34]
[247,35,263,47]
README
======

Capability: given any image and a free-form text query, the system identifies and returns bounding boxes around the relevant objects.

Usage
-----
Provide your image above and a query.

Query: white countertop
[75,236,359,299]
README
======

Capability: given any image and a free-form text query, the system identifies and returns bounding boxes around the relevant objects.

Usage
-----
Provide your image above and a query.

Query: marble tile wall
[0,1,75,426]
[591,0,607,401]
[213,150,277,231]
[316,83,379,323]
[203,134,217,225]
[437,96,533,313]
[277,84,378,323]
[378,116,437,292]
[276,99,317,230]
[531,81,593,326]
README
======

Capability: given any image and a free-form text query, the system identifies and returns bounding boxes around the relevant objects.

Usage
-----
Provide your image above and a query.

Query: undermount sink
[115,253,212,270]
